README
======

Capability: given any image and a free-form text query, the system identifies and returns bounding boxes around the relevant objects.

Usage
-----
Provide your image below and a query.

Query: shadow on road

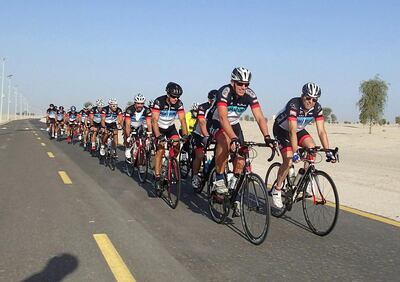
[22,253,79,282]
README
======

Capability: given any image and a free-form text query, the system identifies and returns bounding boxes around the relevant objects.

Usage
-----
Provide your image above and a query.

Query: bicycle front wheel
[167,158,181,209]
[137,147,148,183]
[179,150,190,179]
[207,168,229,224]
[265,162,287,218]
[302,170,339,236]
[241,173,270,245]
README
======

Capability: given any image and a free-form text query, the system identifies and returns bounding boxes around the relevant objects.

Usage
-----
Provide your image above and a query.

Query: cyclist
[79,103,93,148]
[46,104,57,137]
[271,82,336,208]
[100,98,123,157]
[210,67,273,194]
[185,103,198,135]
[152,82,188,191]
[89,99,105,151]
[191,89,217,189]
[124,93,152,163]
[65,106,79,143]
[55,106,66,139]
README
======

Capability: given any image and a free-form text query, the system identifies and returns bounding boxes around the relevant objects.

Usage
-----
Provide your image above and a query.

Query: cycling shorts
[273,122,311,153]
[159,125,179,140]
[209,120,244,145]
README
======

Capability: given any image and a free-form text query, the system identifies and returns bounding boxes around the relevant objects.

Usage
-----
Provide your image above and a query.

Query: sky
[0,0,399,121]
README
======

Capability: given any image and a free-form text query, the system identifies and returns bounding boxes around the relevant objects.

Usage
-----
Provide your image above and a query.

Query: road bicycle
[265,146,339,236]
[125,130,151,183]
[103,128,118,171]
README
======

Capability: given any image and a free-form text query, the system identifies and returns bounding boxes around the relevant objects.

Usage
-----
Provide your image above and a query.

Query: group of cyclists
[45,67,337,209]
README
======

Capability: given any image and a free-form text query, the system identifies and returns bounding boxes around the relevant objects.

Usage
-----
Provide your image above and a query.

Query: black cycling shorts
[273,122,311,153]
[209,120,244,145]
[159,125,179,140]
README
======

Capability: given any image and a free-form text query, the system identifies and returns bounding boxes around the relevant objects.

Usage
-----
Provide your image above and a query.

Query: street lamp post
[7,74,13,120]
[14,86,18,119]
[20,93,23,119]
[0,58,5,122]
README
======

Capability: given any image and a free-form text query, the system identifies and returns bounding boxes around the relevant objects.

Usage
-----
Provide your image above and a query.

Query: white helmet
[302,83,321,98]
[191,102,199,111]
[108,98,118,105]
[96,99,105,107]
[231,67,252,83]
[134,93,146,103]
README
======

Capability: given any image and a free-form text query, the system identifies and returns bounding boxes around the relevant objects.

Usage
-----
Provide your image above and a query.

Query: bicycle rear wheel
[302,170,339,236]
[265,162,287,217]
[207,168,229,224]
[241,173,270,245]
[137,147,148,183]
[166,158,181,209]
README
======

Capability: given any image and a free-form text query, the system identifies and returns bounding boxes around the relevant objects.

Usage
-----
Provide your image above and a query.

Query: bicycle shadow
[21,253,79,282]
[271,205,314,234]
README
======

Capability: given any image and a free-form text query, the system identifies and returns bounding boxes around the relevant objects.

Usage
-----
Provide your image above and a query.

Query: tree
[357,75,389,134]
[322,107,332,123]
[395,116,400,126]
[378,118,387,126]
[126,101,134,108]
[331,114,337,123]
[83,101,93,108]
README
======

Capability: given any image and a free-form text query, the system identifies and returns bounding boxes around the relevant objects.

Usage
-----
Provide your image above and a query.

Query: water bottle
[288,165,296,185]
[294,168,305,186]
[228,175,238,191]
[204,159,211,174]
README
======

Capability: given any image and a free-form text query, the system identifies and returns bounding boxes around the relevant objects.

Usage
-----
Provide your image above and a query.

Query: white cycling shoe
[271,187,283,209]
[125,148,132,159]
[100,145,105,156]
[191,175,201,189]
[213,179,228,194]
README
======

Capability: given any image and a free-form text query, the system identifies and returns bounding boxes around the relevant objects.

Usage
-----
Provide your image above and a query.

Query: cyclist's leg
[232,123,245,175]
[154,127,167,178]
[274,124,293,189]
[298,130,316,168]
[168,125,180,156]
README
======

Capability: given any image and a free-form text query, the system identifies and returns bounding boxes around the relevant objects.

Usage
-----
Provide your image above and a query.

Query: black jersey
[56,110,65,121]
[152,95,184,129]
[90,106,103,124]
[193,101,214,136]
[79,109,90,123]
[101,105,123,124]
[125,105,152,129]
[47,108,57,119]
[212,84,260,125]
[66,111,78,122]
[275,97,324,132]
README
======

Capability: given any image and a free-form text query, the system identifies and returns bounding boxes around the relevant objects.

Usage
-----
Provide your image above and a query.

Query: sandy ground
[34,118,400,221]
[239,120,400,222]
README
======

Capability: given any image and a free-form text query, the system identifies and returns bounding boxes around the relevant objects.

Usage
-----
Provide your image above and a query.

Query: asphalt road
[0,119,399,282]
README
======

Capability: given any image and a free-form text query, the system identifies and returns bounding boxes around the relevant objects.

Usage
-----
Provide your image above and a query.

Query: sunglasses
[236,82,250,87]
[168,95,179,99]
[305,96,318,102]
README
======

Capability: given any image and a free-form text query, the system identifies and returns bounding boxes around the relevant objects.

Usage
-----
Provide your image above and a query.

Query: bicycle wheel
[137,147,148,183]
[179,149,191,179]
[110,155,116,171]
[264,162,287,217]
[126,160,134,177]
[240,173,270,245]
[207,168,229,224]
[302,170,339,236]
[166,158,181,209]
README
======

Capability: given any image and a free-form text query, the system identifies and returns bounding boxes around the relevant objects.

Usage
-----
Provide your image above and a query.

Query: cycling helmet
[191,102,199,112]
[59,106,64,111]
[231,67,252,83]
[147,99,154,108]
[54,106,58,110]
[95,99,105,107]
[84,103,93,110]
[108,98,118,105]
[134,93,146,103]
[49,103,54,108]
[208,89,218,100]
[302,82,321,98]
[166,82,183,97]
[70,106,76,112]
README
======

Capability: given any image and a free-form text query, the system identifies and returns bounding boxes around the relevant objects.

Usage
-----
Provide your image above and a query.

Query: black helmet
[166,82,183,98]
[208,89,218,100]
[49,103,54,108]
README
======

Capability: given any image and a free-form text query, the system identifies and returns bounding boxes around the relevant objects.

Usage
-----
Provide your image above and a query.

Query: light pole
[20,93,23,119]
[0,58,5,122]
[14,86,18,119]
[7,74,13,120]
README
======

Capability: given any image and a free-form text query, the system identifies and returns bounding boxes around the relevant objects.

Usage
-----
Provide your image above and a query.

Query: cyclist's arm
[77,113,82,124]
[315,118,330,150]
[251,106,270,137]
[124,117,131,138]
[179,111,188,136]
[117,114,123,127]
[198,118,209,137]
[218,105,236,139]
[145,117,152,134]
[288,119,299,153]
[151,111,161,137]
[101,114,106,128]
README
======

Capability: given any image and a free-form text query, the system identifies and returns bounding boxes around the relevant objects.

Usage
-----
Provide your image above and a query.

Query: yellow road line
[58,171,72,184]
[47,152,55,158]
[41,143,46,146]
[93,234,136,282]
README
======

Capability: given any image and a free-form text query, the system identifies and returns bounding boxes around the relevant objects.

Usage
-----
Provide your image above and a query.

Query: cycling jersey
[193,101,213,136]
[47,108,56,119]
[125,105,152,129]
[90,106,103,124]
[212,84,260,125]
[56,110,65,122]
[66,111,78,123]
[152,95,184,129]
[185,111,197,135]
[275,97,324,132]
[101,105,123,125]
[79,109,90,124]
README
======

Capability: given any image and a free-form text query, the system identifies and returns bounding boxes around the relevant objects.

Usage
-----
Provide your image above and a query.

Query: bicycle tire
[264,162,287,217]
[240,173,270,245]
[179,150,191,179]
[126,161,134,177]
[167,158,181,209]
[137,147,148,183]
[207,168,229,224]
[302,170,339,236]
